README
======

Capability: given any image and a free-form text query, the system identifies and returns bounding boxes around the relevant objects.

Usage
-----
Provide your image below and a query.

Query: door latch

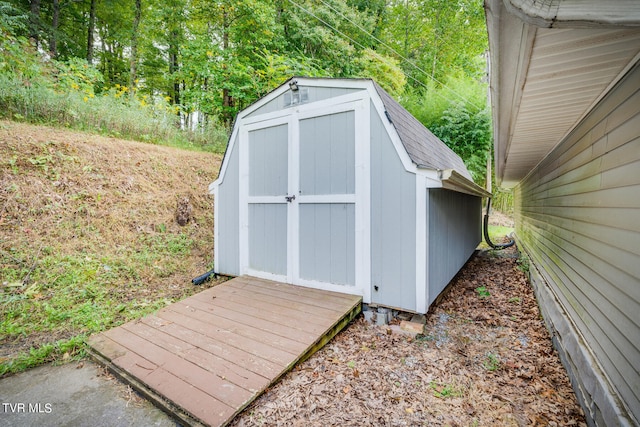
[285,194,296,202]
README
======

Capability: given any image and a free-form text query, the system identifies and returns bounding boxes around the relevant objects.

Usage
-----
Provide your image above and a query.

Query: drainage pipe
[483,198,515,250]
[192,268,217,285]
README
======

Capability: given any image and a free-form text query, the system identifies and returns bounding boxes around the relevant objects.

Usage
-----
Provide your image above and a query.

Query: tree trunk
[49,0,60,58]
[221,8,233,126]
[87,0,97,64]
[129,0,142,98]
[168,30,180,108]
[29,0,41,48]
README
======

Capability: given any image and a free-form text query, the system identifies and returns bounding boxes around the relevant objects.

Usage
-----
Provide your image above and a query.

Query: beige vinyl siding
[514,62,640,423]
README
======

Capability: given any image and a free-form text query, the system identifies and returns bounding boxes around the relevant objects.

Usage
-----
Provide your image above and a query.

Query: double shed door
[239,99,369,296]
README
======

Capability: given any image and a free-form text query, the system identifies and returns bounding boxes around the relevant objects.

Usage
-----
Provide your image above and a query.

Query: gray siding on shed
[217,134,240,276]
[514,62,640,423]
[299,203,355,286]
[249,124,288,197]
[370,103,417,311]
[299,111,355,196]
[247,87,363,117]
[249,204,287,275]
[427,189,481,305]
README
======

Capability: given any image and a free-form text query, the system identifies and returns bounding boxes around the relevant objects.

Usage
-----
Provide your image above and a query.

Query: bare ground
[232,244,586,426]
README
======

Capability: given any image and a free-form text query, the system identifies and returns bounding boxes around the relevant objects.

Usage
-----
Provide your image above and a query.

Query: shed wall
[514,62,640,424]
[247,87,362,117]
[370,103,417,311]
[427,189,481,305]
[217,134,240,276]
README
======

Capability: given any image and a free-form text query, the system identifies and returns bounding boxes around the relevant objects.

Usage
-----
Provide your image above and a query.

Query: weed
[430,381,463,399]
[483,353,501,371]
[475,286,490,299]
[508,296,521,303]
[414,334,435,344]
[517,253,530,273]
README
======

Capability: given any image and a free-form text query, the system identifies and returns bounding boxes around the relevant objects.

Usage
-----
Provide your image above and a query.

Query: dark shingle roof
[372,82,473,181]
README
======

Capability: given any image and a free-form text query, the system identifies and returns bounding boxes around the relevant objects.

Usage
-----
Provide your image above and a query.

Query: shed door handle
[285,195,296,202]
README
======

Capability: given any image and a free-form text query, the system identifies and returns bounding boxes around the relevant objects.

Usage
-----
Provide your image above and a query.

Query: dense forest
[0,0,495,185]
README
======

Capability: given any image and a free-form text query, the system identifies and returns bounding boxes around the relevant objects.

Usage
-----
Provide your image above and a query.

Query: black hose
[483,198,515,250]
[192,268,217,285]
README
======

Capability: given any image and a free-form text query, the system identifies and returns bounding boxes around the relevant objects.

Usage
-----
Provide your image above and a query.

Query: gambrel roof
[371,81,473,181]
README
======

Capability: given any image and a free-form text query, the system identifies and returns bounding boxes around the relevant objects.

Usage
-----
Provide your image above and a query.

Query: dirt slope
[0,120,222,361]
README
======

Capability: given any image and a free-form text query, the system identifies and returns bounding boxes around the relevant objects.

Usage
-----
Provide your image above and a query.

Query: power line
[283,0,440,94]
[286,0,484,110]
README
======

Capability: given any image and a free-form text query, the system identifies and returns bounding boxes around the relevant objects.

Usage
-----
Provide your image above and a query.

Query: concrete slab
[0,360,177,427]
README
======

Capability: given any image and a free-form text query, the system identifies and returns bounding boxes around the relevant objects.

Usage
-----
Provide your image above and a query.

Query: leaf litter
[232,244,586,426]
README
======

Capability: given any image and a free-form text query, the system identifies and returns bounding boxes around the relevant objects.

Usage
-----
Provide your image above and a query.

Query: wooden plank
[238,276,360,303]
[87,275,362,427]
[122,321,269,393]
[190,287,334,331]
[167,300,310,354]
[143,368,235,427]
[173,295,318,344]
[140,315,281,379]
[104,326,255,409]
[87,333,127,361]
[155,308,297,367]
[204,283,345,319]
[230,276,359,310]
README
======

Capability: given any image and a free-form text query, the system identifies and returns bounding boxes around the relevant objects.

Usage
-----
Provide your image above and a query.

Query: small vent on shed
[284,88,309,106]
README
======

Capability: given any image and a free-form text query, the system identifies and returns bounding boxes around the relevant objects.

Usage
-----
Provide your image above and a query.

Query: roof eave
[440,169,492,198]
[503,0,640,29]
[485,0,640,188]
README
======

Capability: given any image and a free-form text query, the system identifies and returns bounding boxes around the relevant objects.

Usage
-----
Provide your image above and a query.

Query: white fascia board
[485,0,536,187]
[365,82,419,174]
[415,173,428,314]
[416,169,441,188]
[503,0,640,28]
[209,124,239,193]
[212,184,220,272]
[293,77,372,90]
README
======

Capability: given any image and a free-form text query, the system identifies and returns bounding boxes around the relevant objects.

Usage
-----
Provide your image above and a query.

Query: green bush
[0,19,228,153]
[402,76,492,186]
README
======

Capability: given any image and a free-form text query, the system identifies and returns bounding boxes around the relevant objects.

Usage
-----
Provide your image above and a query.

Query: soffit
[502,27,640,186]
[487,0,640,187]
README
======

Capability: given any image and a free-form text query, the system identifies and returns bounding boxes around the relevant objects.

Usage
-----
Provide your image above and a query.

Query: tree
[86,0,96,63]
[128,0,141,97]
[380,0,487,87]
[404,75,491,185]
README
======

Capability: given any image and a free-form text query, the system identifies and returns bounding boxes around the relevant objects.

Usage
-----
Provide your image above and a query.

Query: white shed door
[240,98,369,298]
[246,123,289,278]
[297,111,356,286]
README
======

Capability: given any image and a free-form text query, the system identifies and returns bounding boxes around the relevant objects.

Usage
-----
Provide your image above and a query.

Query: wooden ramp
[87,276,361,426]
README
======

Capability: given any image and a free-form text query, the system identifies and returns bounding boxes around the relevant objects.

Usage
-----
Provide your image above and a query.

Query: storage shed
[209,77,489,314]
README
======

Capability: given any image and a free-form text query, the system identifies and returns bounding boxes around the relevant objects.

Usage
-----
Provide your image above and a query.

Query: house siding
[370,103,417,311]
[427,189,481,305]
[514,62,640,425]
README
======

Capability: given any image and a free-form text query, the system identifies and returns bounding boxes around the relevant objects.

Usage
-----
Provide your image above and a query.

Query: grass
[475,286,490,299]
[0,75,229,154]
[0,121,223,376]
[483,353,501,372]
[430,381,464,399]
[479,224,514,250]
